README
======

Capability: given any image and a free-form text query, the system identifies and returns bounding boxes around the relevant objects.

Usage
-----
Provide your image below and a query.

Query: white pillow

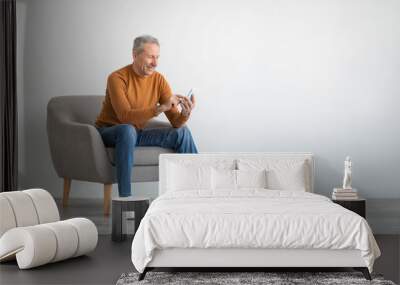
[166,163,212,191]
[211,169,268,190]
[267,164,306,191]
[237,169,267,188]
[238,159,308,191]
[211,168,236,190]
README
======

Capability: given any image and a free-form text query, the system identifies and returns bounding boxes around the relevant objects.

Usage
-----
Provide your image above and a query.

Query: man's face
[132,43,160,77]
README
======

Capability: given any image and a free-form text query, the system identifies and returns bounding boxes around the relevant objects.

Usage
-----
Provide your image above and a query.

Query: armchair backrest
[47,95,103,125]
[0,189,60,238]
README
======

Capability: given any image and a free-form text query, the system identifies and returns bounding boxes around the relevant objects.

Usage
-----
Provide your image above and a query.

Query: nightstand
[332,198,366,218]
[111,197,150,242]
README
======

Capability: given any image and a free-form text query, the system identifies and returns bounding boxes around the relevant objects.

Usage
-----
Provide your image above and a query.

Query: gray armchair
[47,95,173,215]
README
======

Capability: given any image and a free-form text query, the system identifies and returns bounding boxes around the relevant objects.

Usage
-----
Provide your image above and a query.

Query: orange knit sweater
[95,64,188,129]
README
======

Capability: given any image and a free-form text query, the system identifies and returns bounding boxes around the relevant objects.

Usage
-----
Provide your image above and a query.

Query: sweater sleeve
[107,73,157,125]
[158,75,189,128]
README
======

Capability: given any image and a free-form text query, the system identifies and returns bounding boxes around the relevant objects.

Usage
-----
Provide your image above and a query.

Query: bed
[131,153,380,280]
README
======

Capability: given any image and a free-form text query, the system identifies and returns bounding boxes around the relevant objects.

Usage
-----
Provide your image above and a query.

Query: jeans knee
[116,124,137,144]
[176,126,190,135]
[171,126,197,153]
[176,126,191,137]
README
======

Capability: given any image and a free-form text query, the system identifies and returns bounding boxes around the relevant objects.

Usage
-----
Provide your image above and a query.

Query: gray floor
[0,199,399,285]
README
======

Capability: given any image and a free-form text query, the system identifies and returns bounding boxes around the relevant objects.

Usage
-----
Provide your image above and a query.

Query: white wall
[16,1,399,209]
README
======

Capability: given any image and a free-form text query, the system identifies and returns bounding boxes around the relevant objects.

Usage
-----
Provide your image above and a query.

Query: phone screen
[186,88,194,98]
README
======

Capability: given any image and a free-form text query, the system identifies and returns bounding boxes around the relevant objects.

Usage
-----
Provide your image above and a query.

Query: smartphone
[186,88,194,99]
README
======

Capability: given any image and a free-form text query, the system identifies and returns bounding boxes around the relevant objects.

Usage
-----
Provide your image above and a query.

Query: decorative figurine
[342,156,352,190]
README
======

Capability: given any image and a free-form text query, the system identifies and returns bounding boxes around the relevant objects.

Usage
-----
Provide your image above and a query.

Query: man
[95,35,197,197]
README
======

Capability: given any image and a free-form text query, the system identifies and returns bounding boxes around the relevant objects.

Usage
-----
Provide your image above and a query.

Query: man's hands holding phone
[155,93,195,117]
[155,95,179,115]
[176,94,195,117]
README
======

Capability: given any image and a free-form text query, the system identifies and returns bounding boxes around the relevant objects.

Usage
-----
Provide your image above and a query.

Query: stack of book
[332,188,358,200]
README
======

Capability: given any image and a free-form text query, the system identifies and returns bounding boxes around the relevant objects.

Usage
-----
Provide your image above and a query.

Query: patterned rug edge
[116,271,397,285]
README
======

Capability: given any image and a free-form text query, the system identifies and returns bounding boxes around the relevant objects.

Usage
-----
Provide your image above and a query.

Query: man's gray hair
[132,35,159,54]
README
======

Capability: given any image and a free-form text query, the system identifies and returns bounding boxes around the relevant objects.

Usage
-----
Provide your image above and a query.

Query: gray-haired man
[95,35,198,197]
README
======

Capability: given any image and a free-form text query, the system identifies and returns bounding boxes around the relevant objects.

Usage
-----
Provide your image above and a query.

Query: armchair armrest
[47,118,114,183]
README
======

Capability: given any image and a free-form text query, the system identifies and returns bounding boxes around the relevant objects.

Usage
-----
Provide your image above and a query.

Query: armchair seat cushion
[106,146,174,166]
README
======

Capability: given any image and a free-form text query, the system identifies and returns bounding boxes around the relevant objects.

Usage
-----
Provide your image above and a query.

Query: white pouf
[0,189,98,269]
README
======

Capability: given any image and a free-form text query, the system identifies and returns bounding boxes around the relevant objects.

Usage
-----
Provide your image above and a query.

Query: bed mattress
[131,189,380,273]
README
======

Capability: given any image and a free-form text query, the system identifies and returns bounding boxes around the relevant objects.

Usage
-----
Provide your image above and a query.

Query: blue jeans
[97,124,198,197]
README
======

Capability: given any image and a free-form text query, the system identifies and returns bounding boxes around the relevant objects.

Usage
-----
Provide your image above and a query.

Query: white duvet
[131,190,380,273]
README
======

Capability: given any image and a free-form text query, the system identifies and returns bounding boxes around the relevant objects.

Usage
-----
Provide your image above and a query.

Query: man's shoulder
[108,64,132,80]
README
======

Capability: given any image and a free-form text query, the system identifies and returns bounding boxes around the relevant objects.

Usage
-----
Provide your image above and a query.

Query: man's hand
[155,95,179,115]
[176,94,196,117]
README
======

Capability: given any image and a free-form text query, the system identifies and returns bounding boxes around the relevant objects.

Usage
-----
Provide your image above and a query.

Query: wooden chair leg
[63,178,71,207]
[104,184,112,216]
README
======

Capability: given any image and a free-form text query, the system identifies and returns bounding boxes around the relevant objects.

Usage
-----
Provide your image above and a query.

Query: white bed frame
[148,248,365,267]
[139,153,371,280]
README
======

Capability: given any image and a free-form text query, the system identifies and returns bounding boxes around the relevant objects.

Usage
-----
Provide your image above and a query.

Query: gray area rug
[116,271,396,285]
